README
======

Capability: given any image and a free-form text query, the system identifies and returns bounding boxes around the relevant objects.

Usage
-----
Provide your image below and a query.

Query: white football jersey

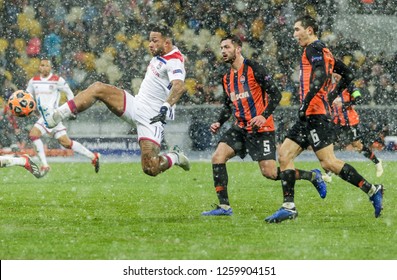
[136,46,186,112]
[26,73,74,115]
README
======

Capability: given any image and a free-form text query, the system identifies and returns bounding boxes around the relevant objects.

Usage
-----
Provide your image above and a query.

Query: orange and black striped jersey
[220,59,281,133]
[331,88,359,126]
[300,40,334,116]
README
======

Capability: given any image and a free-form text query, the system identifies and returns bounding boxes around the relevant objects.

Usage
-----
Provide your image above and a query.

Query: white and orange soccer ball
[7,90,36,117]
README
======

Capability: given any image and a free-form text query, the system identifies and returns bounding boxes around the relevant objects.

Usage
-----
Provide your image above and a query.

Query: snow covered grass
[0,161,395,260]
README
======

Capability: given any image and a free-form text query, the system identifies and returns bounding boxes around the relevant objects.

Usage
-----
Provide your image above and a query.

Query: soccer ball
[7,90,36,117]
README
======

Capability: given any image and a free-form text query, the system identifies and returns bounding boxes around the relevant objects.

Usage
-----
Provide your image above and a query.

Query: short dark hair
[220,34,243,47]
[40,57,52,65]
[295,15,318,35]
[148,22,173,39]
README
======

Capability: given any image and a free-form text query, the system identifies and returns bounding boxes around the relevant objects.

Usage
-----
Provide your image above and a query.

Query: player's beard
[151,46,165,57]
[224,53,237,64]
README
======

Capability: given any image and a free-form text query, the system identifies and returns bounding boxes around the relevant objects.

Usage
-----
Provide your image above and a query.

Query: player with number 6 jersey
[265,15,383,223]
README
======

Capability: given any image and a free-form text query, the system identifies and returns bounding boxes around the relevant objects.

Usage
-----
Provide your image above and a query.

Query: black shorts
[334,124,362,146]
[219,125,276,161]
[286,115,335,152]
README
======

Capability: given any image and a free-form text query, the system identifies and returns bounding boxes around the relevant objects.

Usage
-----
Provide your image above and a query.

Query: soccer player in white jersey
[26,58,100,177]
[0,154,41,178]
[41,23,190,177]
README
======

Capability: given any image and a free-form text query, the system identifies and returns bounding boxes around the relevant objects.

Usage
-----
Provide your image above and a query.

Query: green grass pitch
[1,160,396,260]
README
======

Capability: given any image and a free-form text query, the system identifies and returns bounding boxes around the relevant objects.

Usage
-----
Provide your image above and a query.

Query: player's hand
[298,102,308,121]
[210,122,221,134]
[249,115,266,130]
[150,103,170,124]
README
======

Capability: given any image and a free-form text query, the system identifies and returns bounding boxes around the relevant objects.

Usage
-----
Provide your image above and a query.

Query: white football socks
[58,103,73,119]
[33,138,48,166]
[166,152,178,166]
[71,141,95,160]
[0,156,25,167]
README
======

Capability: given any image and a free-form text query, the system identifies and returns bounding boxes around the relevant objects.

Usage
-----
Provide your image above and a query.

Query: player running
[322,73,383,182]
[265,15,383,223]
[26,58,100,177]
[202,34,326,216]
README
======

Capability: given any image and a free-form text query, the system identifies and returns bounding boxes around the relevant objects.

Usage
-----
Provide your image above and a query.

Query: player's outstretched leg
[41,82,126,128]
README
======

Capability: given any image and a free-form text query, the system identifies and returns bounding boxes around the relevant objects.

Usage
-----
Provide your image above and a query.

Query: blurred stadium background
[1,0,396,159]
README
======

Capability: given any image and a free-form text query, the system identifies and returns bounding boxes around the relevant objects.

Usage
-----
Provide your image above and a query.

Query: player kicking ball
[40,23,190,176]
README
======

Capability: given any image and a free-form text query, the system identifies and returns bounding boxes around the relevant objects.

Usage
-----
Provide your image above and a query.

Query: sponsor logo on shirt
[230,91,249,102]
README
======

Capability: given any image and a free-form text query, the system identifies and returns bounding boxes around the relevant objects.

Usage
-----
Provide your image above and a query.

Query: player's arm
[150,61,186,124]
[211,88,232,134]
[329,59,354,103]
[151,79,186,124]
[304,53,327,106]
[58,77,75,100]
[25,79,35,98]
[165,79,186,106]
[340,87,362,108]
[252,63,282,119]
[299,47,328,119]
[217,87,232,126]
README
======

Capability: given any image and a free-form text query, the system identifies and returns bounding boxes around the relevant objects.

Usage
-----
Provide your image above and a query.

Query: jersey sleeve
[252,63,282,119]
[303,44,328,103]
[217,78,232,125]
[26,79,34,94]
[58,77,75,100]
[166,58,186,82]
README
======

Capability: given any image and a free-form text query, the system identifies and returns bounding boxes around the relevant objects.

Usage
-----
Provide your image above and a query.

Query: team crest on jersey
[240,75,246,84]
[156,61,163,70]
[49,85,54,90]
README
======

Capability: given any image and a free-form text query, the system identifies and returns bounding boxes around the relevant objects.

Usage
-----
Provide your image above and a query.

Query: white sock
[58,103,73,119]
[166,152,178,166]
[71,140,94,160]
[0,156,25,167]
[282,202,296,209]
[367,185,377,197]
[33,139,48,166]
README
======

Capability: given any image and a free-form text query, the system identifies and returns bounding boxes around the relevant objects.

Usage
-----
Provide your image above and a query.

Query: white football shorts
[120,91,164,146]
[34,117,67,139]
